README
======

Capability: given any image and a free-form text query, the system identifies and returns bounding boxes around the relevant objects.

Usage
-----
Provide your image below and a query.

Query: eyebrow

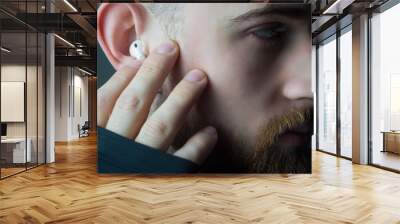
[230,4,309,23]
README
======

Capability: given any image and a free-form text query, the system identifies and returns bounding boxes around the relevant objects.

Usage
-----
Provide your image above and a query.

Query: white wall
[55,67,69,141]
[72,73,89,138]
[1,65,41,137]
[54,67,89,141]
[1,65,26,138]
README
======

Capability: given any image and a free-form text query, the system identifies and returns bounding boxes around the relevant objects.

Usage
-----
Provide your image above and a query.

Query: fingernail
[185,70,205,82]
[204,126,217,136]
[157,41,176,54]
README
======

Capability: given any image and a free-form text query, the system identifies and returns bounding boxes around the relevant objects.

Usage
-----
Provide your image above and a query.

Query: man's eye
[251,23,288,40]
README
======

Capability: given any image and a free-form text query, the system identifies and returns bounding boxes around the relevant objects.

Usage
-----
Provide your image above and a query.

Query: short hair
[142,3,183,40]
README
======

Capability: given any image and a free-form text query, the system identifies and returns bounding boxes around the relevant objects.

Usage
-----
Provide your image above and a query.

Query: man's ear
[97,3,147,70]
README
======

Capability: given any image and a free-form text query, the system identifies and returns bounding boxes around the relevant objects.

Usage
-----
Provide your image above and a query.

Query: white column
[352,14,369,164]
[46,32,55,163]
[45,0,56,163]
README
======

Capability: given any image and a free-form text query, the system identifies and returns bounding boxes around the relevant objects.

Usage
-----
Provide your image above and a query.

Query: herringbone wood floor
[1,135,400,224]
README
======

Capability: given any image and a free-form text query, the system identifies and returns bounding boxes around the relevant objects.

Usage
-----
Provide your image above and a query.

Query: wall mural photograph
[97,3,313,173]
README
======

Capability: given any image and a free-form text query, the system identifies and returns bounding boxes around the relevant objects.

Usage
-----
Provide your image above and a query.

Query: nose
[280,43,313,101]
[281,74,312,101]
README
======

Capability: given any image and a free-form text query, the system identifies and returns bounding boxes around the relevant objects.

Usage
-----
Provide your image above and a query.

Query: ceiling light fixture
[63,0,78,12]
[78,67,93,76]
[1,47,11,53]
[54,34,75,48]
[323,0,355,15]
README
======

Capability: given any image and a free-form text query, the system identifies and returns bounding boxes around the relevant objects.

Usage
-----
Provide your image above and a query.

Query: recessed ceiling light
[63,0,78,12]
[54,34,75,48]
[323,0,355,15]
[78,67,92,76]
[1,47,11,53]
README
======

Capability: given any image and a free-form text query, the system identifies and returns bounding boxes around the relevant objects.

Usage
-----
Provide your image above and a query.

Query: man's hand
[98,41,217,164]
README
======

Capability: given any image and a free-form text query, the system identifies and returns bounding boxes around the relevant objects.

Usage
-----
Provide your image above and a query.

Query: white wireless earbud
[129,39,146,60]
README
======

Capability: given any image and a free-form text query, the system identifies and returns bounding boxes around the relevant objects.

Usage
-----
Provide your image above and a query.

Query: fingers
[99,40,216,165]
[97,64,141,127]
[135,69,208,150]
[174,126,218,164]
[105,41,179,138]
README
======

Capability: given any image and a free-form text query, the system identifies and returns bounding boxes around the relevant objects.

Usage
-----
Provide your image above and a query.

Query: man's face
[158,3,313,172]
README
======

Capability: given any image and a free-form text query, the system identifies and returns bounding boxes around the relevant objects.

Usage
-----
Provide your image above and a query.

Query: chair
[78,121,90,138]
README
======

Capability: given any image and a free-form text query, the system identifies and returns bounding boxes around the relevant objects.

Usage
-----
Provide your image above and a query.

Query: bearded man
[97,3,313,173]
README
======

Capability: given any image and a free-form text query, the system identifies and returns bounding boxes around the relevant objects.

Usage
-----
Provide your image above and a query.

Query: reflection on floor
[0,135,400,223]
[0,167,25,178]
[373,150,400,171]
[0,163,42,178]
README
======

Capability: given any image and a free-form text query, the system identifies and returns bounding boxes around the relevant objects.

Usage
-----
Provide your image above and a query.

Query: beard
[172,106,313,173]
[247,107,313,173]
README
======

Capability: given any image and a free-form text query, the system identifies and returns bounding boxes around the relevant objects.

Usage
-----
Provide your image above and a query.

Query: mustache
[254,107,313,151]
[246,107,313,173]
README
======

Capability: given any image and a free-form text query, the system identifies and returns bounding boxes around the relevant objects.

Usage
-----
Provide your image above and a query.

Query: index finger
[105,41,179,139]
[97,64,141,127]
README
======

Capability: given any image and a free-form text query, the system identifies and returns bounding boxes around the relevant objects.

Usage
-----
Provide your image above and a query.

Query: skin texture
[98,3,313,173]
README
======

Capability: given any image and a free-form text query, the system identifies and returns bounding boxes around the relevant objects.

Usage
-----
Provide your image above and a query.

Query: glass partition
[0,0,46,179]
[38,32,45,165]
[27,31,38,169]
[1,30,28,177]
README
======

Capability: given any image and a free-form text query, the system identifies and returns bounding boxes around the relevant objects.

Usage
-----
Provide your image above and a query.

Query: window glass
[340,28,352,158]
[371,3,400,171]
[318,36,337,154]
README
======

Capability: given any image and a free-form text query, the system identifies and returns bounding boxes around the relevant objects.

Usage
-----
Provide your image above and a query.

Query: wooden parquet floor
[1,135,400,224]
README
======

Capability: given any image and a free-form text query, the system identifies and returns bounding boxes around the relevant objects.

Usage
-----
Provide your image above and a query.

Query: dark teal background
[97,42,115,88]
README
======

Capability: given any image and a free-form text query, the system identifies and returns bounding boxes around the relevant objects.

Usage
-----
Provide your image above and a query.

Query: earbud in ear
[129,39,146,60]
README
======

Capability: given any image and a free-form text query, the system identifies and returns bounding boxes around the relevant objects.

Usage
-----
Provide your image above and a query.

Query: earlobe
[97,3,147,70]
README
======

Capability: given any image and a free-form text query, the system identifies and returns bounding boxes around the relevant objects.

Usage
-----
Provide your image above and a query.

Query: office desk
[1,138,31,163]
[382,131,400,154]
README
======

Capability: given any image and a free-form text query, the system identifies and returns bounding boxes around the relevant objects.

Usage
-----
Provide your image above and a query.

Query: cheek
[204,43,277,107]
[177,27,281,133]
[175,22,212,79]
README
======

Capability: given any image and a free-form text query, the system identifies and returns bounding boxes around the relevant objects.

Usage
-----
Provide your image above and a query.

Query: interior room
[315,2,400,173]
[0,0,96,178]
[0,21,46,178]
[0,0,399,223]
